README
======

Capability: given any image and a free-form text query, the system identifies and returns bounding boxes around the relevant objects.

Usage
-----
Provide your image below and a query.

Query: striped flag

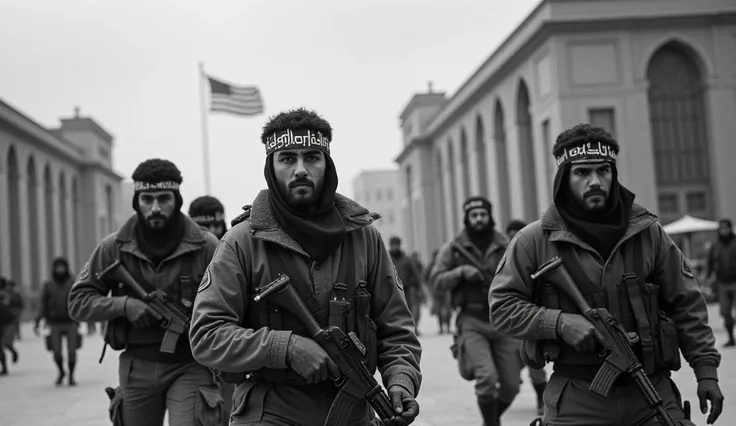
[207,76,264,116]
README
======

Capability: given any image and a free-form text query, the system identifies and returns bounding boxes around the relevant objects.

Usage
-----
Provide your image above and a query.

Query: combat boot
[53,355,66,386]
[477,395,499,426]
[68,360,77,386]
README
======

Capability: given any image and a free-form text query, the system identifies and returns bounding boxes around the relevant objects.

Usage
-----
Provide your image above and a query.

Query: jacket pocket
[542,374,571,420]
[658,312,681,372]
[195,386,224,426]
[230,381,269,424]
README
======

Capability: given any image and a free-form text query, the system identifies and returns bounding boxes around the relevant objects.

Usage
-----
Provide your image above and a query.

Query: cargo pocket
[542,375,570,420]
[451,333,475,381]
[195,387,224,426]
[658,312,681,372]
[354,286,378,373]
[230,381,269,424]
[363,318,378,373]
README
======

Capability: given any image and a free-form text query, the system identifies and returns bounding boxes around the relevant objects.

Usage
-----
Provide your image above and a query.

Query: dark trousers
[119,352,219,426]
[542,372,694,425]
[49,322,79,362]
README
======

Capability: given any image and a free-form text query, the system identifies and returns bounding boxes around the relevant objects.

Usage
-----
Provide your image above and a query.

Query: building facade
[0,98,124,300]
[352,169,406,248]
[395,0,736,263]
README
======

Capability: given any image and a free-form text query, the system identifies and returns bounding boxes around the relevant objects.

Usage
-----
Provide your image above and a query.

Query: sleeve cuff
[388,373,416,397]
[113,296,129,318]
[541,308,562,340]
[267,330,293,369]
[693,363,718,382]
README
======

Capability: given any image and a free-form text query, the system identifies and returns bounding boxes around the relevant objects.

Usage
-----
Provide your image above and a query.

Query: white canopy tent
[662,215,719,258]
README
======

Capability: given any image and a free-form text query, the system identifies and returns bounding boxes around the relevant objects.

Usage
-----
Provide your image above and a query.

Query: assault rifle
[531,256,680,426]
[254,274,397,426]
[97,260,189,354]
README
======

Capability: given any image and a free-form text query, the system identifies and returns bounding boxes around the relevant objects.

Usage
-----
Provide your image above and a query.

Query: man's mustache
[289,179,314,189]
[584,189,607,198]
[147,212,167,220]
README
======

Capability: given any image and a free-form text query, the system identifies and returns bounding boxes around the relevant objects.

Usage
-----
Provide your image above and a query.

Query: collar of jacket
[541,202,658,255]
[235,190,380,256]
[453,228,508,257]
[115,214,208,263]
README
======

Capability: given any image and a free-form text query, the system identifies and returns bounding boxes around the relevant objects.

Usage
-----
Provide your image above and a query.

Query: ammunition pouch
[195,387,225,426]
[450,331,475,381]
[104,318,129,351]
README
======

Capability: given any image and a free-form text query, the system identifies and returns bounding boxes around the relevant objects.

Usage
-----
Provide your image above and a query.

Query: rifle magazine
[589,361,621,397]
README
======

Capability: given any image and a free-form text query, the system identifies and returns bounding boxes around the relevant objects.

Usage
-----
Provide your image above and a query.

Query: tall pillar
[0,169,9,276]
[50,180,63,259]
[705,81,736,221]
[504,124,525,220]
[34,180,49,284]
[15,172,33,290]
[64,190,76,269]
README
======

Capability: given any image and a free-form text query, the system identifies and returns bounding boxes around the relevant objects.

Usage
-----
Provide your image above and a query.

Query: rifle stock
[532,257,679,426]
[255,274,396,425]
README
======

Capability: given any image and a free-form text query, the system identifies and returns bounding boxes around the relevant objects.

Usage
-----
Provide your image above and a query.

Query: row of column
[0,164,79,293]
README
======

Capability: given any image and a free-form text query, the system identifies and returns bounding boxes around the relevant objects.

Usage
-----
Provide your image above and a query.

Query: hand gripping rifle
[254,274,396,426]
[531,257,679,426]
[97,260,190,354]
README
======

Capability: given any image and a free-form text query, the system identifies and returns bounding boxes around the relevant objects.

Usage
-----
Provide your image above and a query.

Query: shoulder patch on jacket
[392,263,404,291]
[198,268,212,293]
[681,254,695,279]
[76,262,90,284]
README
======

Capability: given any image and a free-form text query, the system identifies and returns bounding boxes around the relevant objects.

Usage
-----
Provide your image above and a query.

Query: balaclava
[718,218,735,245]
[463,196,495,254]
[51,257,71,283]
[551,125,635,259]
[131,158,185,265]
[261,109,346,263]
[189,195,227,239]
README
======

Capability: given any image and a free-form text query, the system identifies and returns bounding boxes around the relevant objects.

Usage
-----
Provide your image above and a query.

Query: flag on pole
[207,76,264,116]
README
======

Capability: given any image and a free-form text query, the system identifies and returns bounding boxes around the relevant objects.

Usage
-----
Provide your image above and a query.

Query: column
[64,191,76,268]
[705,80,736,220]
[35,179,50,282]
[50,180,63,259]
[504,123,525,220]
[0,169,9,275]
[15,172,33,290]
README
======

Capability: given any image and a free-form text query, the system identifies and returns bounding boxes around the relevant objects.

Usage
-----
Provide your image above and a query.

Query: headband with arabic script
[191,212,226,224]
[264,129,331,156]
[554,135,619,170]
[133,181,181,192]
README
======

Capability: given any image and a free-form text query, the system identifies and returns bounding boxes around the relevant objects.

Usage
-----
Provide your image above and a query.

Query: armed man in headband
[67,159,222,426]
[490,124,724,425]
[431,196,522,426]
[189,107,422,426]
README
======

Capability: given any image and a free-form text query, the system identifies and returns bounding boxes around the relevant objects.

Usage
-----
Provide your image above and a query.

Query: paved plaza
[1,304,734,425]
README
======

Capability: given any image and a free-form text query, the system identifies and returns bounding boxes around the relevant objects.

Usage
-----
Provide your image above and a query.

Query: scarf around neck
[263,154,346,263]
[553,164,635,260]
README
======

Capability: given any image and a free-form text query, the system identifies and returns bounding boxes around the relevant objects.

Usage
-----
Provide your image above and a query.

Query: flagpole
[198,61,212,194]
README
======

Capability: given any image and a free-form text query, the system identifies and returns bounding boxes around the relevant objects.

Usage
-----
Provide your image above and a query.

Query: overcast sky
[1,0,539,222]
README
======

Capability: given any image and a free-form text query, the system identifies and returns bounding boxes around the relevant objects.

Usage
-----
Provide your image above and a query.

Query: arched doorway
[7,147,22,284]
[475,115,489,198]
[516,80,539,221]
[27,157,41,290]
[647,42,712,224]
[44,165,55,263]
[493,100,511,227]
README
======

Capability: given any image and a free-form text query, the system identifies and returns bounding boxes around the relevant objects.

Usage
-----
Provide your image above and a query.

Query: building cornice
[394,136,432,164]
[397,1,736,162]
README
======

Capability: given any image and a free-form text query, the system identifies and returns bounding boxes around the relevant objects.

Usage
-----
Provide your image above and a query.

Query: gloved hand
[286,335,340,384]
[457,265,482,283]
[697,379,723,424]
[556,313,604,352]
[382,385,420,425]
[123,298,161,329]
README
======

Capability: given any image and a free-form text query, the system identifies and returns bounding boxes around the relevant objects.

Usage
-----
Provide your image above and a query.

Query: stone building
[0,98,123,301]
[352,169,405,247]
[395,0,736,262]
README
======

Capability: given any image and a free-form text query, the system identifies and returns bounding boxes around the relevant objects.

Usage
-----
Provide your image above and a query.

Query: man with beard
[188,194,234,426]
[68,159,222,426]
[189,195,228,240]
[707,218,736,347]
[189,108,422,426]
[490,124,724,425]
[430,196,522,426]
[35,258,79,385]
[389,237,423,335]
